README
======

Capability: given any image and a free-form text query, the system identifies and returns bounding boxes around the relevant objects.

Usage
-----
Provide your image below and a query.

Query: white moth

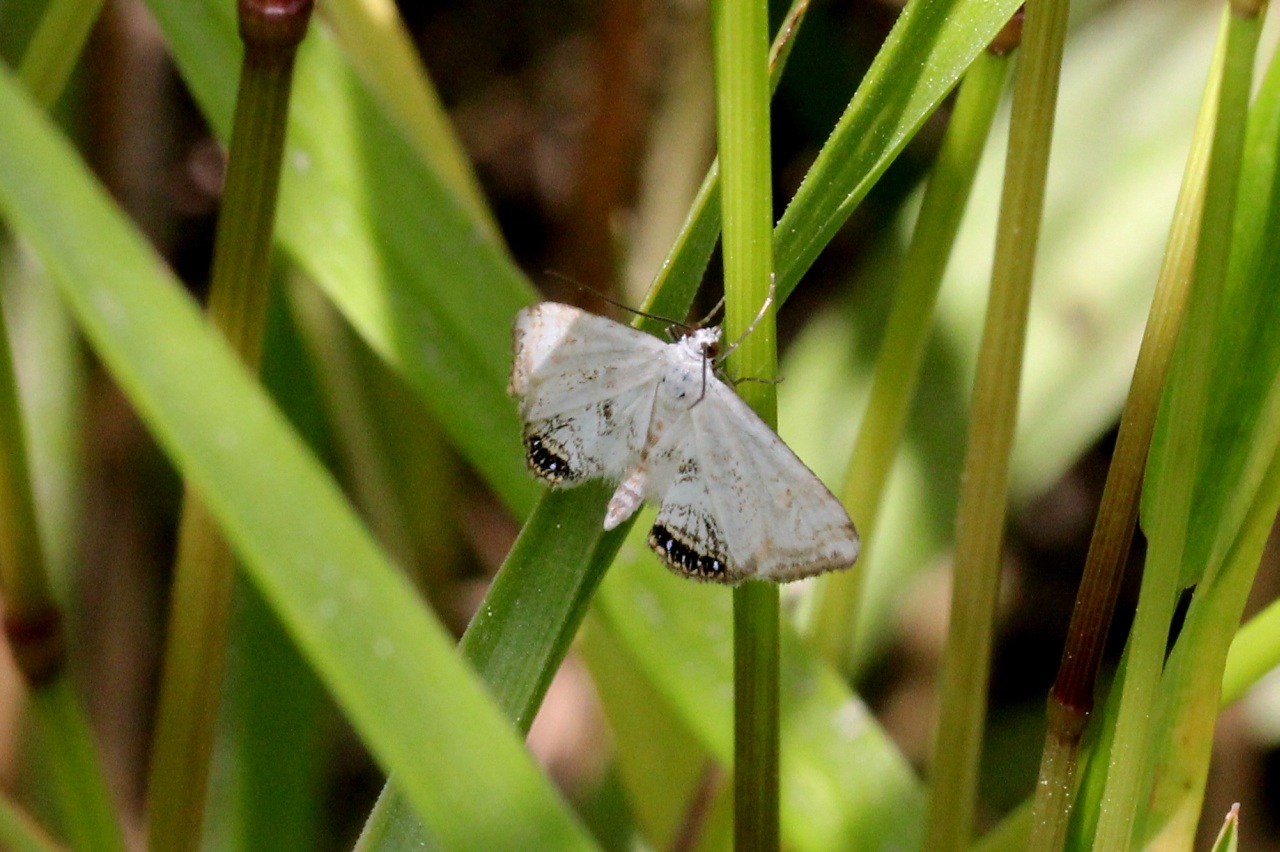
[509,302,860,584]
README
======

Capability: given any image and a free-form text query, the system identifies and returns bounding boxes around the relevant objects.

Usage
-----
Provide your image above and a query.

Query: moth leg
[715,274,777,363]
[726,373,784,388]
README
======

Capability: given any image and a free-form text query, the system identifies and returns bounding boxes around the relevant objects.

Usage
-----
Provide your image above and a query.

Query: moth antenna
[543,270,693,334]
[692,295,726,328]
[716,274,776,364]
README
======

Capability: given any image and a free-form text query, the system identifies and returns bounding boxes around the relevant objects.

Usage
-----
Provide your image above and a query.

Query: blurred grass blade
[25,681,125,851]
[16,0,106,108]
[1224,596,1280,706]
[1210,804,1240,852]
[0,793,63,852]
[578,614,712,849]
[924,0,1070,845]
[0,87,122,852]
[144,0,541,515]
[589,546,925,851]
[1,250,83,602]
[0,65,595,851]
[227,294,333,851]
[317,0,499,240]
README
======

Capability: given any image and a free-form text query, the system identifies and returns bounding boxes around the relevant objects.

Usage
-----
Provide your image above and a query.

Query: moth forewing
[509,301,859,584]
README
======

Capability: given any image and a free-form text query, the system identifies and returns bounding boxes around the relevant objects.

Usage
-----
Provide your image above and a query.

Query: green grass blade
[0,793,62,852]
[16,0,106,108]
[317,0,500,242]
[1210,805,1241,852]
[774,0,1023,298]
[1173,20,1280,594]
[26,680,126,851]
[355,484,627,847]
[144,0,541,515]
[588,542,925,851]
[924,0,1070,845]
[1096,6,1262,846]
[808,45,1013,669]
[0,118,122,852]
[1142,423,1280,846]
[1136,33,1280,846]
[578,614,709,849]
[231,585,326,852]
[0,65,595,851]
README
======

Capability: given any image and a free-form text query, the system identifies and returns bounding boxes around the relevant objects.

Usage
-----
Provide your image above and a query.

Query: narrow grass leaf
[144,0,541,515]
[774,0,1023,297]
[1175,35,1280,590]
[1098,6,1261,846]
[0,67,594,851]
[1138,42,1280,844]
[0,794,62,852]
[1210,804,1241,852]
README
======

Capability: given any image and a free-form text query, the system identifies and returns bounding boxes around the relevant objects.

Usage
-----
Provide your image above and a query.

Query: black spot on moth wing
[524,433,579,484]
[649,523,730,582]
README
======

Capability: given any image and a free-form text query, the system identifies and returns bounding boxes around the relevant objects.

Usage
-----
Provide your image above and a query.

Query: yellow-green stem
[2,46,127,852]
[923,0,1070,847]
[711,0,778,846]
[1024,22,1219,848]
[1093,4,1262,847]
[145,3,312,850]
[809,46,1013,669]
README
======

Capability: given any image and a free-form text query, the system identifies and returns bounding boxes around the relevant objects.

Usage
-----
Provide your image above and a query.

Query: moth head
[686,326,723,360]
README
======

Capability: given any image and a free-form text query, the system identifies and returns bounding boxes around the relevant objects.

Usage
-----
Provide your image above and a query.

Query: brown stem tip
[4,607,65,687]
[989,7,1025,56]
[238,0,315,52]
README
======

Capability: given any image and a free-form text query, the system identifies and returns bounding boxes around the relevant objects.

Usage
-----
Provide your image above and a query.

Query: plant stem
[145,3,312,850]
[0,156,123,852]
[636,0,809,331]
[922,0,1070,847]
[1093,4,1262,847]
[1024,22,1220,849]
[711,0,779,846]
[353,5,817,844]
[808,43,1014,670]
